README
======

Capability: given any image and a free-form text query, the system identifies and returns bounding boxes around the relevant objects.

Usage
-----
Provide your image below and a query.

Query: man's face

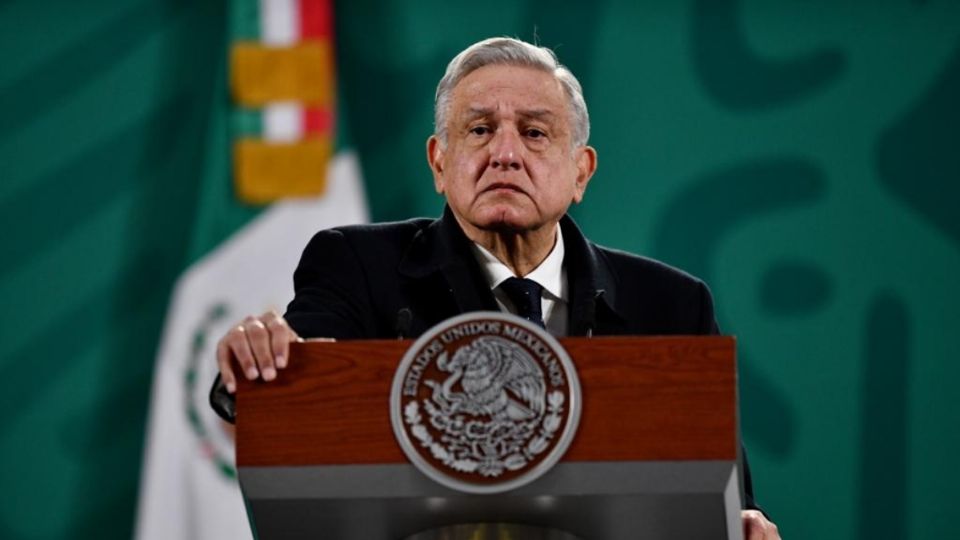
[427,64,597,235]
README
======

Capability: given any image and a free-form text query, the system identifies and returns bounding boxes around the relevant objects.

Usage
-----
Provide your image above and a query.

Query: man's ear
[572,145,598,203]
[427,135,446,194]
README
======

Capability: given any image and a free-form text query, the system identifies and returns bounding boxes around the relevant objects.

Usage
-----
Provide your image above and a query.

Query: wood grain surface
[236,336,737,467]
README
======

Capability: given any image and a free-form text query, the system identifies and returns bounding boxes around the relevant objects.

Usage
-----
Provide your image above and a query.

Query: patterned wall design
[1,0,957,538]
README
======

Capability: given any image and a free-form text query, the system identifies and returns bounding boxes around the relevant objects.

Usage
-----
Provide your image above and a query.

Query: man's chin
[451,204,544,235]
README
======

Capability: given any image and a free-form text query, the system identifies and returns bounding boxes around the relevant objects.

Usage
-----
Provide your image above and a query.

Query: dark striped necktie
[499,277,546,329]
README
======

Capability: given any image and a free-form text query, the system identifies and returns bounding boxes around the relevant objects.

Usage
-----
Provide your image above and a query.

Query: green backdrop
[1,1,958,538]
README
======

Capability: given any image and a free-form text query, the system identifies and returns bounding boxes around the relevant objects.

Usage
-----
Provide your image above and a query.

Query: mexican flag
[134,1,367,539]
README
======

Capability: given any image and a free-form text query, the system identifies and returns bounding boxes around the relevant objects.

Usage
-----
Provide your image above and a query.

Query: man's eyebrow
[461,108,558,121]
[517,109,557,121]
[464,107,494,120]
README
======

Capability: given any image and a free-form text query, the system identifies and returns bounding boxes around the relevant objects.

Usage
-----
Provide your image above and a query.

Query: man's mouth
[483,182,524,194]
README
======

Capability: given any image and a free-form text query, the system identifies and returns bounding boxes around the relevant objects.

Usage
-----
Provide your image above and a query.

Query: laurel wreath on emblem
[403,336,566,477]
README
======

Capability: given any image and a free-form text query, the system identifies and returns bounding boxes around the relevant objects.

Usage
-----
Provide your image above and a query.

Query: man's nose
[489,130,522,170]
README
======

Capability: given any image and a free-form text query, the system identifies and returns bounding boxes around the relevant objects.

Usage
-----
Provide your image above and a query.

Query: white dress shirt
[469,225,568,336]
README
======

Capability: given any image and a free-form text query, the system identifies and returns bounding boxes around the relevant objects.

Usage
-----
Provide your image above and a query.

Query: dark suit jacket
[284,206,718,339]
[210,206,760,509]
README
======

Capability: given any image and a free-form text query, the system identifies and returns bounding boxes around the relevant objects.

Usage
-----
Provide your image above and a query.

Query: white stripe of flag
[260,0,299,45]
[262,102,304,142]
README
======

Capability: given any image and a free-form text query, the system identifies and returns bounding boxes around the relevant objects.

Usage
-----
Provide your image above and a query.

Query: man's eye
[469,126,491,136]
[525,128,546,139]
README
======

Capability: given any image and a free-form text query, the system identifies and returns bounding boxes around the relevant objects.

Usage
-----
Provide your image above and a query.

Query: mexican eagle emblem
[390,312,581,494]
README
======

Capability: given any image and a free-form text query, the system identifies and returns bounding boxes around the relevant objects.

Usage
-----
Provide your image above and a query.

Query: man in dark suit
[212,37,780,539]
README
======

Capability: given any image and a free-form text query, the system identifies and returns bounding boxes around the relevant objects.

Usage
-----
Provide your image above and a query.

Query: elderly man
[212,37,780,539]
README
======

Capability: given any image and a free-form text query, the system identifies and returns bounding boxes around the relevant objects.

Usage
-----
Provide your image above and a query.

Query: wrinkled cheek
[468,161,489,182]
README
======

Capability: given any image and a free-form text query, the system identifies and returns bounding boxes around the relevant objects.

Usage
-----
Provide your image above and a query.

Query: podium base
[242,461,743,539]
[404,523,583,540]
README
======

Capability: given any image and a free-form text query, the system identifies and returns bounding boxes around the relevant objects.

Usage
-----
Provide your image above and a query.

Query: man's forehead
[450,65,568,118]
[454,65,565,99]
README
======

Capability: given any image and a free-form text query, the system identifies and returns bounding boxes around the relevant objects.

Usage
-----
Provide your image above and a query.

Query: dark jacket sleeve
[284,228,377,339]
[209,375,236,423]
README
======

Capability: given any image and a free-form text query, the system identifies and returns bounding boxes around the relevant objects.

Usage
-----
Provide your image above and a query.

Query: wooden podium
[235,336,742,539]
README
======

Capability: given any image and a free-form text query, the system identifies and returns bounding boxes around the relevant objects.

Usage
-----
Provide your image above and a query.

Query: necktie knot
[500,277,545,328]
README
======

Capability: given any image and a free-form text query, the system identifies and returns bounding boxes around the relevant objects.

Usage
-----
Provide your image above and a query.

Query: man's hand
[216,310,300,393]
[743,509,781,539]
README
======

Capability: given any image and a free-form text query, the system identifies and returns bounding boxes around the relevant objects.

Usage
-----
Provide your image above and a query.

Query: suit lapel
[397,207,498,321]
[397,209,627,336]
[561,215,628,336]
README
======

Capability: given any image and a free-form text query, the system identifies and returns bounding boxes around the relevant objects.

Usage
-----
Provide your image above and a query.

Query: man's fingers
[216,313,297,392]
[742,510,780,540]
[215,339,238,393]
[263,311,298,369]
[243,316,277,381]
[218,324,260,392]
[227,324,260,381]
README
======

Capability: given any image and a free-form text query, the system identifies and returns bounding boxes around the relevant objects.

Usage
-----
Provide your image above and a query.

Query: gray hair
[434,37,590,147]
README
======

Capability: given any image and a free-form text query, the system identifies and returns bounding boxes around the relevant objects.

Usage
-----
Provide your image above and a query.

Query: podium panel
[236,336,741,540]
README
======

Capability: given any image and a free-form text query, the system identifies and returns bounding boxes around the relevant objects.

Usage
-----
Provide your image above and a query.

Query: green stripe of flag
[231,107,263,138]
[229,0,260,41]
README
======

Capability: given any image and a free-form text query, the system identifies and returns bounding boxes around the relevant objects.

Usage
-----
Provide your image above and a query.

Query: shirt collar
[469,225,567,301]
